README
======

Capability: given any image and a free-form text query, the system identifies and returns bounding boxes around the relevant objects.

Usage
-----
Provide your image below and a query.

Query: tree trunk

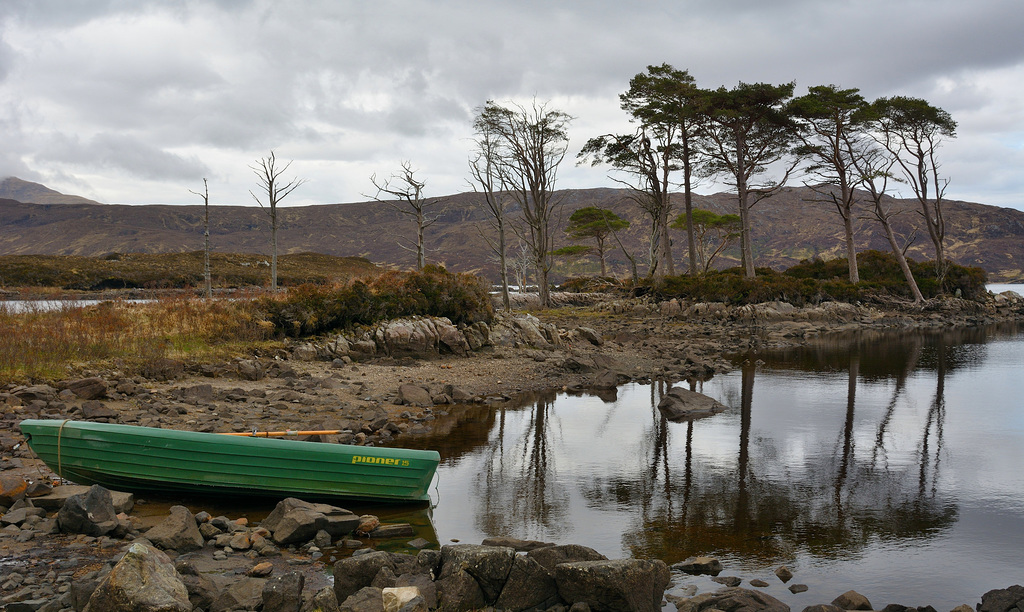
[877,203,923,303]
[842,205,859,284]
[683,141,698,276]
[658,195,673,277]
[734,129,756,279]
[416,207,425,270]
[270,203,278,291]
[837,177,860,284]
[498,218,511,312]
[203,205,212,299]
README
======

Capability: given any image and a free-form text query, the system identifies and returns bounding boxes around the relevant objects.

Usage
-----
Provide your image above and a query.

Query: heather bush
[649,250,988,305]
[257,266,493,337]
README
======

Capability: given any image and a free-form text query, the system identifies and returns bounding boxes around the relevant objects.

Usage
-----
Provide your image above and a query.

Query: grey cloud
[47,133,209,181]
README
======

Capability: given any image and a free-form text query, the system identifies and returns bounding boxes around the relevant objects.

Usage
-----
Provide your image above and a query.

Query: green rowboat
[19,419,440,503]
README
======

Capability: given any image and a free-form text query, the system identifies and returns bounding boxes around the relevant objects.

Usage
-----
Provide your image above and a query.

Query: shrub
[257,266,493,337]
[648,250,988,305]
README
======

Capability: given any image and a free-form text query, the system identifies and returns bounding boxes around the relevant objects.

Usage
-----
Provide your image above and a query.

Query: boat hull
[19,419,440,503]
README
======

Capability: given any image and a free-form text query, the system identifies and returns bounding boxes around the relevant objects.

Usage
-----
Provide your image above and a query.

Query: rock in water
[831,590,873,610]
[83,543,191,612]
[657,386,728,421]
[978,586,1024,612]
[682,587,790,612]
[554,559,671,612]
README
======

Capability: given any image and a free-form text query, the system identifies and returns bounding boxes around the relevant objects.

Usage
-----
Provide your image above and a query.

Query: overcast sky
[2,0,1023,211]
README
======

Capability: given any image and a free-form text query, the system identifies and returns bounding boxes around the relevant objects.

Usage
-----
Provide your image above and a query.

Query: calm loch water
[412,320,1024,609]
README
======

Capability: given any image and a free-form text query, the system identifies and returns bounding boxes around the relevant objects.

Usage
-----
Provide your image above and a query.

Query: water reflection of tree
[615,336,959,565]
[471,390,572,540]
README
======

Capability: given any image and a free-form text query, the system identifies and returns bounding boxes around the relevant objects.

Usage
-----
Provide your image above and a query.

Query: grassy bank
[0,266,492,383]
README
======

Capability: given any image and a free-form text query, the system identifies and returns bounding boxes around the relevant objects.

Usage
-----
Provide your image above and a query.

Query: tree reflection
[471,390,572,540]
[617,327,971,564]
[406,323,1022,567]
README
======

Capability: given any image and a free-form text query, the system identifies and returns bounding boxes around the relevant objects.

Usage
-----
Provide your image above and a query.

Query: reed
[0,296,270,383]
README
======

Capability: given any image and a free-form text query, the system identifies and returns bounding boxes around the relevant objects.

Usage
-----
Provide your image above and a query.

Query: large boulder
[376,318,440,358]
[30,484,134,513]
[397,384,434,408]
[66,377,108,400]
[554,559,671,612]
[333,550,396,603]
[145,505,204,552]
[493,554,560,611]
[437,544,517,603]
[527,544,608,571]
[657,386,728,421]
[978,586,1024,612]
[58,484,118,537]
[435,319,471,355]
[509,314,560,349]
[262,498,360,545]
[340,586,385,612]
[211,577,267,612]
[0,473,28,506]
[461,321,490,351]
[263,572,305,612]
[83,543,191,612]
[301,586,340,612]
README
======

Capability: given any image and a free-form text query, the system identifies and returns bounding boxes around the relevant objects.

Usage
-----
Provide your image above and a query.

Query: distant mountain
[0,177,103,206]
[1,178,1022,282]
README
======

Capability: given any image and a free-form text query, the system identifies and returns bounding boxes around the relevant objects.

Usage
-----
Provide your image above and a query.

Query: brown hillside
[0,177,102,206]
[0,183,1022,282]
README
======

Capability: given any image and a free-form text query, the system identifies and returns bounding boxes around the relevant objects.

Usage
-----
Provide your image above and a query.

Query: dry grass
[0,252,379,290]
[0,296,272,383]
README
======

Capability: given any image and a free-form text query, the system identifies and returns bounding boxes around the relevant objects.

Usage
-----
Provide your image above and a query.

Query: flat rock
[32,485,135,513]
[481,536,555,551]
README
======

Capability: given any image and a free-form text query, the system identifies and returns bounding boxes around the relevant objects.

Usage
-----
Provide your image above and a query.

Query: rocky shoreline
[2,483,1022,612]
[2,291,1024,611]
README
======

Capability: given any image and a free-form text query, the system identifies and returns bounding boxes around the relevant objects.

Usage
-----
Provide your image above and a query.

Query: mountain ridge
[1,178,1022,282]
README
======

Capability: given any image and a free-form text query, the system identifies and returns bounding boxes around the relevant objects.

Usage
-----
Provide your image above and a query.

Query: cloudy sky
[2,0,1023,211]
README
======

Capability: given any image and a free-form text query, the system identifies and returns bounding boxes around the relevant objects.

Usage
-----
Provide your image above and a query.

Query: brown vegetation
[0,252,377,291]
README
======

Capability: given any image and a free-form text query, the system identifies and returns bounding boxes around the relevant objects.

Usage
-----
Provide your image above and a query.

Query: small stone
[356,515,380,536]
[775,566,794,583]
[712,576,742,587]
[673,556,722,575]
[750,579,770,588]
[789,584,809,594]
[249,561,274,577]
[832,590,872,610]
[407,537,431,550]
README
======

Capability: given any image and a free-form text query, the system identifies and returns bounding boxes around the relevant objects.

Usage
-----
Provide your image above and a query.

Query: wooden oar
[219,430,345,437]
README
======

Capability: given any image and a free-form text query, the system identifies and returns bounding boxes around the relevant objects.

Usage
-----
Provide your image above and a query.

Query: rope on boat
[56,419,69,480]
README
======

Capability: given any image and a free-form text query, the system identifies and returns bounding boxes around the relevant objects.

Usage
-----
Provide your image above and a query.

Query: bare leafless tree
[368,161,437,271]
[188,178,213,299]
[250,151,306,291]
[469,123,512,311]
[475,99,572,308]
